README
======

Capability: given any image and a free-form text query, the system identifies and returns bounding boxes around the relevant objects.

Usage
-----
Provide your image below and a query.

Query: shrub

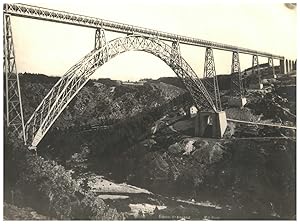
[5,139,123,220]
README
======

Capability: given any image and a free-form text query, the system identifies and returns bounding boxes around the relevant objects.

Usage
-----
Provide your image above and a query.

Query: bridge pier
[267,57,277,78]
[229,51,247,108]
[202,47,222,111]
[280,59,285,74]
[195,111,227,138]
[249,55,263,89]
[286,59,289,73]
[3,14,26,143]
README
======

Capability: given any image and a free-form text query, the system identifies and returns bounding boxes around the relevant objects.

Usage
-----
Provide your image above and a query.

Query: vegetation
[4,131,124,220]
[5,72,188,220]
[5,72,296,220]
[19,73,185,128]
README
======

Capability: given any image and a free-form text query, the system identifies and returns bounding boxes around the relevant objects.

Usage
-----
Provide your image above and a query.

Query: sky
[5,0,298,81]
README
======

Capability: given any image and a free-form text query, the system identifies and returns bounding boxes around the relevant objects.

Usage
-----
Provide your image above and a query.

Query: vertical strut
[279,59,285,74]
[171,40,181,66]
[252,55,261,83]
[203,47,221,111]
[94,28,107,65]
[230,51,244,97]
[95,28,106,50]
[3,14,26,143]
[268,57,275,76]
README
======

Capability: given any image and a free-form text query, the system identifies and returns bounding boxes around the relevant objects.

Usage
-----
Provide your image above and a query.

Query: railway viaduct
[3,3,297,149]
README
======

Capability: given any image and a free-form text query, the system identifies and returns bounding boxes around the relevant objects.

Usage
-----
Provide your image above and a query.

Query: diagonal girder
[3,14,26,142]
[202,47,221,111]
[170,40,211,110]
[25,34,217,148]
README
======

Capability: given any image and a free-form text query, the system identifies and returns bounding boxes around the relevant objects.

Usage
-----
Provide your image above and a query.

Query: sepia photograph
[2,0,297,221]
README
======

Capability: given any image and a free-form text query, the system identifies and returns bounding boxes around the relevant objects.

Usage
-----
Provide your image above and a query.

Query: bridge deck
[3,3,284,59]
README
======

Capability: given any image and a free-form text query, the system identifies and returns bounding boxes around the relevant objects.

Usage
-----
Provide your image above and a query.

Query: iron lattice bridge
[3,3,285,149]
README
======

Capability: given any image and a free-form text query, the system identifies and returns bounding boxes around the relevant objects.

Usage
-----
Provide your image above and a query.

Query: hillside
[20,73,186,129]
[5,72,296,220]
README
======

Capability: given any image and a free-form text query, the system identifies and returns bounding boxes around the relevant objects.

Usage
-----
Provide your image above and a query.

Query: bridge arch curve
[25,35,216,147]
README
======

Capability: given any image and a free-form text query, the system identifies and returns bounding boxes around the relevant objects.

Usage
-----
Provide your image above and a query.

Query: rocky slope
[20,73,185,129]
[6,73,296,220]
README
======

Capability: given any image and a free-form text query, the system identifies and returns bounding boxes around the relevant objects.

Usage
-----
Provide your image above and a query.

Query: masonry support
[228,51,247,108]
[3,14,26,143]
[203,47,222,111]
[249,55,263,89]
[195,111,227,138]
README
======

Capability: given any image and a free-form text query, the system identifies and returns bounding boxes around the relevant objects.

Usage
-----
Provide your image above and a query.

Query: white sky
[6,0,298,81]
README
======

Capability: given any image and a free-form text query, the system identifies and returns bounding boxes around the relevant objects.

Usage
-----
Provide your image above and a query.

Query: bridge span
[3,3,296,149]
[3,3,284,59]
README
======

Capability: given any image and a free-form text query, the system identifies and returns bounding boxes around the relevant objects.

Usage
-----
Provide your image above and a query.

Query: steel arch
[25,35,217,147]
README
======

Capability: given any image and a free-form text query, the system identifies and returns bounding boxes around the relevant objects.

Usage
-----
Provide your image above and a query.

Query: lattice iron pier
[268,57,275,76]
[252,55,260,81]
[203,47,222,112]
[3,14,26,143]
[230,51,245,97]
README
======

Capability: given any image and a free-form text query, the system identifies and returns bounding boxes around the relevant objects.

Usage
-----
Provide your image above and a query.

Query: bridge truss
[2,3,284,59]
[3,14,26,142]
[3,3,285,148]
[25,34,217,147]
[203,48,222,111]
[230,51,244,97]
